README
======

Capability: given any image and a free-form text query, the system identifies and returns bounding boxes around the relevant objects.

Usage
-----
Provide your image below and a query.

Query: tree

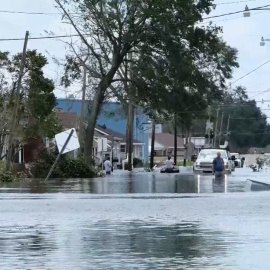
[55,0,227,164]
[0,50,61,165]
[221,86,270,151]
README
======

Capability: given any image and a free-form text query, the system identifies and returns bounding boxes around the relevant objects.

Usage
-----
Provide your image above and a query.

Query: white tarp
[55,128,80,154]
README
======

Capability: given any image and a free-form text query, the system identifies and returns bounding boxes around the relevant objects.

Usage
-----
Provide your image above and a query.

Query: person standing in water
[212,152,225,178]
[104,157,112,175]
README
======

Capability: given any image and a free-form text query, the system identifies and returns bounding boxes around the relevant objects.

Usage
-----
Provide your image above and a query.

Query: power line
[1,4,269,23]
[0,10,62,15]
[231,60,270,85]
[216,0,263,5]
[203,4,270,20]
[201,10,266,24]
[0,6,269,42]
[0,34,81,42]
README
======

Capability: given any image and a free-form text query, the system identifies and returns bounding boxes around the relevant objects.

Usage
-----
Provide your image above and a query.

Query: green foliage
[222,86,270,149]
[133,158,143,168]
[0,49,60,141]
[0,162,16,182]
[32,148,96,178]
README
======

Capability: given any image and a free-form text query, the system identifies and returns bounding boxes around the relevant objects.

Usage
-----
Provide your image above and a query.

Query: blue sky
[1,0,270,113]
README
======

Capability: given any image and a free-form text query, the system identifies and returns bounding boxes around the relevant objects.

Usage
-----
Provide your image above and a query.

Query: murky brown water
[0,168,269,269]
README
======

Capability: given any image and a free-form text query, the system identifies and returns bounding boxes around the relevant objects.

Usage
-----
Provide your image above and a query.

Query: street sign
[98,137,107,152]
[55,128,80,154]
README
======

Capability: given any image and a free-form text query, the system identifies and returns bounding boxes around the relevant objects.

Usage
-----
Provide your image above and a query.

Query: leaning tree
[55,0,238,164]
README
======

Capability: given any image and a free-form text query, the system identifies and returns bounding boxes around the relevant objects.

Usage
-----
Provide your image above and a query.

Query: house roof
[57,111,78,129]
[152,133,184,149]
[94,124,143,144]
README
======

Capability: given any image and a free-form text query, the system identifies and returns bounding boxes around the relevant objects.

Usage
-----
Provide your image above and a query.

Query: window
[120,145,126,153]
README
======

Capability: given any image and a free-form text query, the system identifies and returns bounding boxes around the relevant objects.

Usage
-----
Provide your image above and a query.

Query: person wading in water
[212,152,225,179]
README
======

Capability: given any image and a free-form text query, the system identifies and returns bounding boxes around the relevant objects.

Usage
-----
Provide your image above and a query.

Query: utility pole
[126,52,134,171]
[226,115,230,134]
[218,112,224,147]
[127,101,134,171]
[150,118,156,169]
[6,31,29,171]
[213,106,220,148]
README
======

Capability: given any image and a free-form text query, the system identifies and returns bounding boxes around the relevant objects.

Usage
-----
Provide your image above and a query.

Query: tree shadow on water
[80,221,230,268]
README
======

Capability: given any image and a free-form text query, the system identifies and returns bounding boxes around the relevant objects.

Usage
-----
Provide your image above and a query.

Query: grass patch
[177,161,194,167]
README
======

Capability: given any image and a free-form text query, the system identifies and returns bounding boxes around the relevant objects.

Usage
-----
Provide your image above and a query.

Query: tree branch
[55,0,105,76]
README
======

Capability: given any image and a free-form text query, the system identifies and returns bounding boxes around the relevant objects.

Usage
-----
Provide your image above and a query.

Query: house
[184,137,205,154]
[93,124,144,166]
[149,133,186,161]
[23,111,80,163]
[47,112,145,165]
[56,99,150,162]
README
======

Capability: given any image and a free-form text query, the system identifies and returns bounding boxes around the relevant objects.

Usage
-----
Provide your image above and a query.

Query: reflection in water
[79,222,229,269]
[197,175,200,193]
[0,171,245,194]
[0,220,232,270]
[0,225,57,268]
[0,175,270,269]
[212,175,228,193]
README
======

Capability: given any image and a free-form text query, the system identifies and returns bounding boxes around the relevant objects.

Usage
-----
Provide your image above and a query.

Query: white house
[93,124,144,166]
[46,112,144,166]
[184,137,205,153]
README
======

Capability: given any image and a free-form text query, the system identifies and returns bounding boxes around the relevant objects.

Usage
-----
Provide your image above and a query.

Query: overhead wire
[1,5,270,115]
[216,0,265,5]
[0,34,81,42]
[231,60,270,85]
[202,4,270,20]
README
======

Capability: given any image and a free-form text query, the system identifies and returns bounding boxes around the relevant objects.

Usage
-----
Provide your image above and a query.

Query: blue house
[56,99,150,162]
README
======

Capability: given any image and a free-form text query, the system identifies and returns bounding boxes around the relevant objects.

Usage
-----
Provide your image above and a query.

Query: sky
[1,0,270,113]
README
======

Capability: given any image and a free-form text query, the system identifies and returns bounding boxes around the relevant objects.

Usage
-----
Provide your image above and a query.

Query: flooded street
[1,168,270,269]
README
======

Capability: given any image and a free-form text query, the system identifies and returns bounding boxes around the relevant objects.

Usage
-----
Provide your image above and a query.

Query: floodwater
[0,168,270,269]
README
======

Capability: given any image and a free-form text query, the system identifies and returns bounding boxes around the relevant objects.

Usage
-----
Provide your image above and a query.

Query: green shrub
[32,148,97,178]
[0,162,16,182]
[133,158,143,168]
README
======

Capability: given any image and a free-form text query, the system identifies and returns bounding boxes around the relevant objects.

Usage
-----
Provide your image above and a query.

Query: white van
[193,149,234,174]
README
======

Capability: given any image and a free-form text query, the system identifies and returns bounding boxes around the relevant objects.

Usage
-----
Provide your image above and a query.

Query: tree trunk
[174,114,177,165]
[184,130,188,167]
[127,101,134,171]
[150,119,156,170]
[84,82,106,164]
[84,61,122,164]
[79,66,87,151]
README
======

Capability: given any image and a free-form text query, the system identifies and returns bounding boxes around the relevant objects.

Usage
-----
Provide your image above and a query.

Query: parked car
[231,153,241,168]
[193,149,235,174]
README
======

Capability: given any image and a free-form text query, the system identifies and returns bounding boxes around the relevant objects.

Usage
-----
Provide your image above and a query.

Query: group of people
[163,152,225,177]
[103,152,225,176]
